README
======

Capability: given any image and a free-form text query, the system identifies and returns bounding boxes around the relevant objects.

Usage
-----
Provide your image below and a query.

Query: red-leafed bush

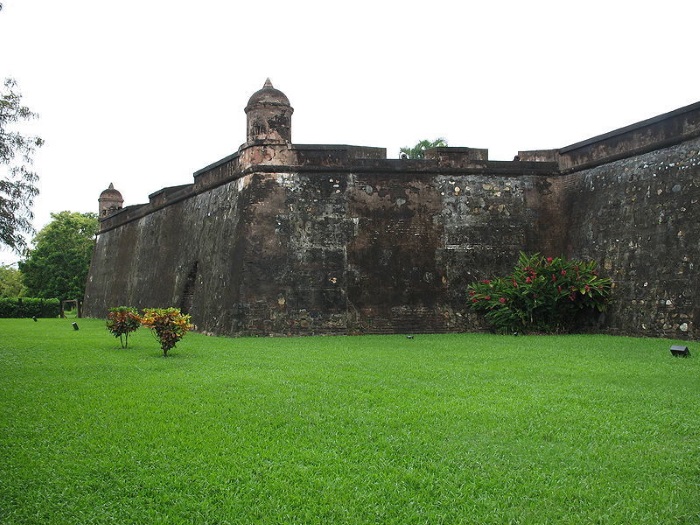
[140,307,193,357]
[106,306,141,348]
[468,253,613,334]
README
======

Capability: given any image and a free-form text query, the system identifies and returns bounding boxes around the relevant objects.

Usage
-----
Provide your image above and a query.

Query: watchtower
[244,78,293,144]
[98,183,123,217]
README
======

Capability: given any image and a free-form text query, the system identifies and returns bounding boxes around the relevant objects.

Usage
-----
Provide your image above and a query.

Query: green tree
[0,263,25,297]
[1,78,44,252]
[19,211,98,301]
[399,138,448,159]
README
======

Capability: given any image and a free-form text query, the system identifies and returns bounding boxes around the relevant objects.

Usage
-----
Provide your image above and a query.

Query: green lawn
[0,318,698,524]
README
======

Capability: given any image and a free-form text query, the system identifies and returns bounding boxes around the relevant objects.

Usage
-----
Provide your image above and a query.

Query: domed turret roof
[245,78,291,111]
[99,183,123,200]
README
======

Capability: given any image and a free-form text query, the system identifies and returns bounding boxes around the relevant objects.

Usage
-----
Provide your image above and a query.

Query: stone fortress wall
[84,81,700,339]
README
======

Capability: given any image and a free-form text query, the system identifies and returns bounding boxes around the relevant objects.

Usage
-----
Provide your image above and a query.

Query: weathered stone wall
[84,93,700,339]
[344,171,543,333]
[86,175,253,332]
[85,166,556,335]
[561,137,700,339]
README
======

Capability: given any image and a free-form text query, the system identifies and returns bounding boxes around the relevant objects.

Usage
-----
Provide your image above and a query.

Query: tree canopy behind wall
[20,211,98,302]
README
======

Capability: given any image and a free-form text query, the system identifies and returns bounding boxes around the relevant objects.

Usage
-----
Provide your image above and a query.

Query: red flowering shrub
[468,253,612,334]
[106,306,141,348]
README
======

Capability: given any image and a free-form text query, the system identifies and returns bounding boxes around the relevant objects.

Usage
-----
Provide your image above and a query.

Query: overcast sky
[1,0,698,264]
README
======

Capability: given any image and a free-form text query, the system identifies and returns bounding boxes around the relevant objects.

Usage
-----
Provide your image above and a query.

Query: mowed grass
[0,319,698,524]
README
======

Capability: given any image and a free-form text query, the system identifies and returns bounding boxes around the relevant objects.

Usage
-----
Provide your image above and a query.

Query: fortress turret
[244,79,293,144]
[98,183,123,217]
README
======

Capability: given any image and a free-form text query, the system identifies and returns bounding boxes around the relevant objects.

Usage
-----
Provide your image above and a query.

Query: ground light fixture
[670,345,691,357]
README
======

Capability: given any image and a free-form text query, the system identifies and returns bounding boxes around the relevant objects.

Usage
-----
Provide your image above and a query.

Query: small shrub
[468,252,612,334]
[106,307,141,348]
[140,307,193,357]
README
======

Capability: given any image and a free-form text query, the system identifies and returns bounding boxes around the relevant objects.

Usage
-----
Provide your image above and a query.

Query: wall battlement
[85,82,700,339]
[98,144,561,234]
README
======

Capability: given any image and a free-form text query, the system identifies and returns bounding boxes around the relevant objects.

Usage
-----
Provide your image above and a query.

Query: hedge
[0,298,61,318]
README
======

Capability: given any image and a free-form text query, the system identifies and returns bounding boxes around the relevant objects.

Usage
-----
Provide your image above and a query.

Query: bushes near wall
[0,297,61,318]
[468,253,612,334]
[105,306,193,357]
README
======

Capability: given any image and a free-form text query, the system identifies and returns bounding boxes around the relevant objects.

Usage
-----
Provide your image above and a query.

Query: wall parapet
[100,99,700,234]
[557,100,700,172]
[99,147,559,233]
[193,151,241,191]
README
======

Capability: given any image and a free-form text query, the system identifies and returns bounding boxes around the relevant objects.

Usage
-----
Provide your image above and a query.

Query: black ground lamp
[670,345,690,357]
